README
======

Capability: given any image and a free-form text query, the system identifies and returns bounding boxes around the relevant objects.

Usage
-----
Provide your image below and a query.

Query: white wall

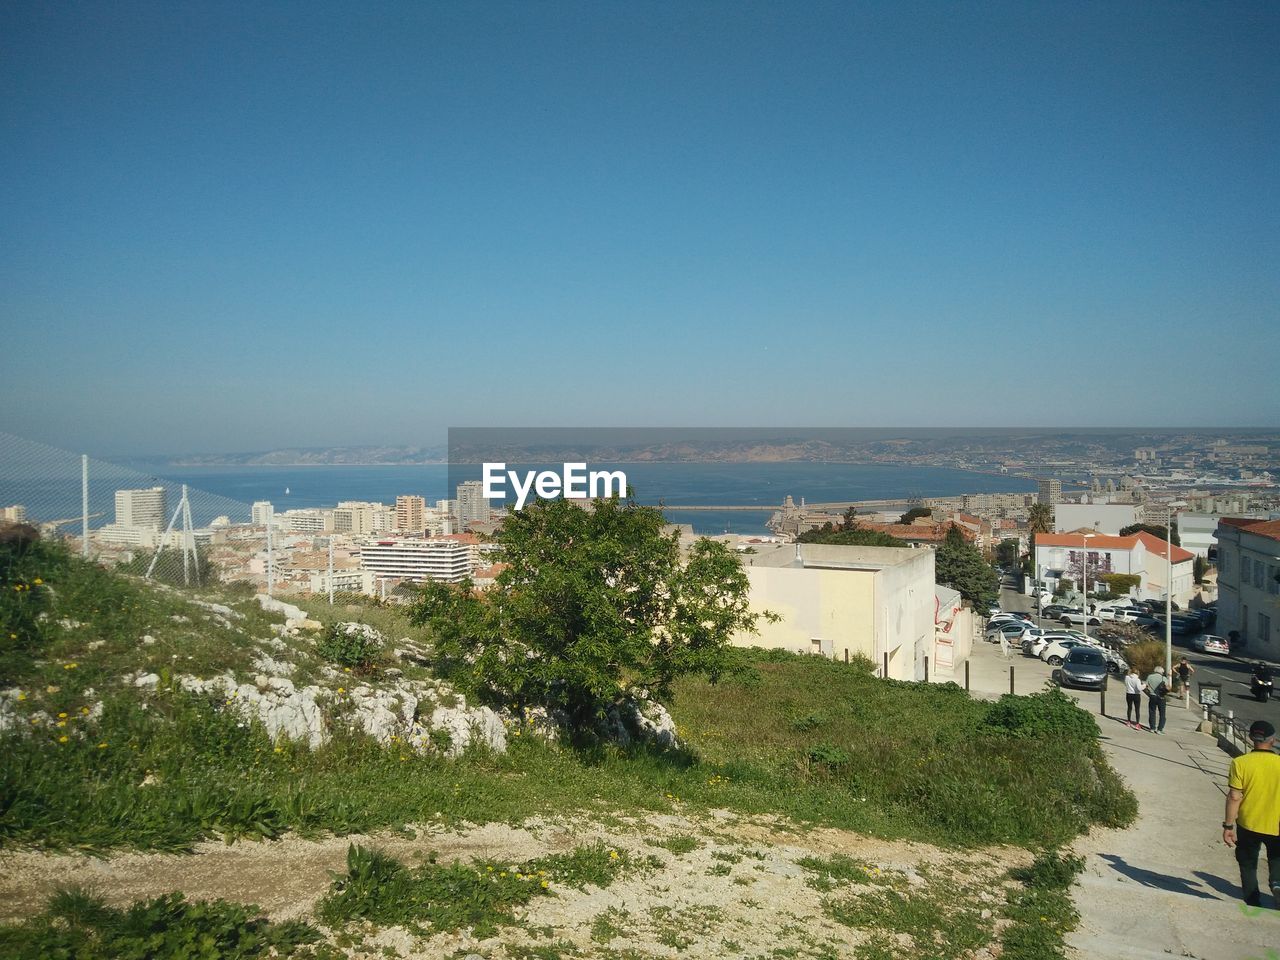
[1053,503,1139,535]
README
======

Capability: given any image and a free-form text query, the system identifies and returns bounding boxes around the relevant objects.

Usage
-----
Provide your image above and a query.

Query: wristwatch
[1223,822,1236,829]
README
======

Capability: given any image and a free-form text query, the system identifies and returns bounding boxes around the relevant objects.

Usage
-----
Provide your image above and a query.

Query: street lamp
[1081,532,1097,636]
[1165,517,1174,679]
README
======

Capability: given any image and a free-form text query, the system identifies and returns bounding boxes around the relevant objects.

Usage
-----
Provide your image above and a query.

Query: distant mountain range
[169,446,448,466]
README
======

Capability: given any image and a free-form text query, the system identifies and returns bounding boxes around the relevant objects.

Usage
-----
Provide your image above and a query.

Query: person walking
[1143,665,1169,734]
[1223,720,1280,908]
[1124,666,1143,729]
[999,630,1011,660]
[1173,656,1195,697]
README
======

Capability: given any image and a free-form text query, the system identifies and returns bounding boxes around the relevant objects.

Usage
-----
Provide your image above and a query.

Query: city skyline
[2,1,1277,455]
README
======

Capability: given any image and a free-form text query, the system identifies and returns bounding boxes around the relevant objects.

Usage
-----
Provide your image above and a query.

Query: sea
[126,462,1036,536]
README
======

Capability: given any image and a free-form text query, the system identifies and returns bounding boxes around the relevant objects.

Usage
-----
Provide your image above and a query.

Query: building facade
[1214,518,1280,659]
[1037,478,1062,506]
[359,537,475,583]
[1034,531,1195,606]
[730,543,936,681]
[395,495,426,532]
[115,486,167,528]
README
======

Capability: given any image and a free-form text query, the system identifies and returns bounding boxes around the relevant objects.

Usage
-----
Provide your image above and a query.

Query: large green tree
[409,496,763,729]
[796,524,907,547]
[1119,522,1180,546]
[935,525,999,609]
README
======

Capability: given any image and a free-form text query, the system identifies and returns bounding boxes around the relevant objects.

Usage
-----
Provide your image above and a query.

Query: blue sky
[2,1,1276,455]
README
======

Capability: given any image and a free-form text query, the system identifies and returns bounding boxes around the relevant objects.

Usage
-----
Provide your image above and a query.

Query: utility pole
[266,505,274,599]
[327,537,334,606]
[80,454,89,559]
[1166,517,1174,680]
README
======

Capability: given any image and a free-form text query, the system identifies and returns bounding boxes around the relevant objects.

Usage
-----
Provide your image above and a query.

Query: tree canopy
[408,496,763,728]
[898,506,932,525]
[1119,523,1179,546]
[935,525,999,609]
[796,508,907,547]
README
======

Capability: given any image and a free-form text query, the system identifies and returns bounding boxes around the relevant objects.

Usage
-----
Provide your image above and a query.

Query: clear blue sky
[2,1,1276,455]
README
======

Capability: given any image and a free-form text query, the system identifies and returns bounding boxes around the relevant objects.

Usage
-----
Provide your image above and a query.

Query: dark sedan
[1053,646,1110,691]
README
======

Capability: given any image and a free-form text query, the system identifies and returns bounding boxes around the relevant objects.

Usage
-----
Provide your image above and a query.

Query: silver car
[1053,646,1110,690]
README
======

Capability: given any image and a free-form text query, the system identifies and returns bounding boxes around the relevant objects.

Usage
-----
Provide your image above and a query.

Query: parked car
[1025,631,1082,658]
[1059,610,1102,627]
[988,612,1032,626]
[1042,604,1072,619]
[985,626,1031,646]
[1192,634,1231,656]
[1040,637,1089,665]
[1053,646,1111,690]
[1157,614,1203,637]
[1116,610,1159,628]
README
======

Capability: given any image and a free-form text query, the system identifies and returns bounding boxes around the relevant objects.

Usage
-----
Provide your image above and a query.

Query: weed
[650,833,701,855]
[0,887,331,960]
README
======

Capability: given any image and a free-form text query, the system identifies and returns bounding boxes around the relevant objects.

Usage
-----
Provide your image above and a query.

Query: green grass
[2,542,1135,855]
[797,854,876,892]
[0,887,334,960]
[999,850,1085,959]
[316,841,640,938]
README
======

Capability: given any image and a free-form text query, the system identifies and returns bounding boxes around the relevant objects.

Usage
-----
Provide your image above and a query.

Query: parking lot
[994,585,1280,731]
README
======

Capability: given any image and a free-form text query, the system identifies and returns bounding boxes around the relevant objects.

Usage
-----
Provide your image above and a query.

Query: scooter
[1253,676,1274,702]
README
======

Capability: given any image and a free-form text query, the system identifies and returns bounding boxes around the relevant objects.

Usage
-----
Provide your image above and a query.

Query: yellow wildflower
[540,879,549,888]
[64,663,78,670]
[97,742,108,749]
[16,692,24,701]
[58,736,69,744]
[56,720,66,728]
[80,706,90,715]
[58,712,68,719]
[33,578,42,585]
[337,687,345,694]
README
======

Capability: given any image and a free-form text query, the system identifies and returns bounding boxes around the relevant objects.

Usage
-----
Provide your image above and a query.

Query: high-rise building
[0,505,26,523]
[333,501,394,536]
[359,537,475,583]
[115,486,167,529]
[1037,478,1062,506]
[456,481,491,528]
[395,495,426,532]
[251,501,274,526]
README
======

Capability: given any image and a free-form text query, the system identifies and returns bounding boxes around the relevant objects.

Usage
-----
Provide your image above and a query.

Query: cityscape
[2,3,1278,960]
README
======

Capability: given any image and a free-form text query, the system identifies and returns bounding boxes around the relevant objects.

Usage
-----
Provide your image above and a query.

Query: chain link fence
[0,432,286,594]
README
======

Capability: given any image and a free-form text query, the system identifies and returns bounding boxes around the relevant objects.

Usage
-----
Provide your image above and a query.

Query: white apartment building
[277,508,333,534]
[1214,518,1280,658]
[307,567,376,596]
[1034,531,1195,606]
[0,505,26,522]
[115,486,167,528]
[359,537,475,583]
[1053,502,1141,536]
[251,500,274,526]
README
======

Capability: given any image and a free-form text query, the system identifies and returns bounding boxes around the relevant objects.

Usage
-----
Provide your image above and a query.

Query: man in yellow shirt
[1225,719,1280,907]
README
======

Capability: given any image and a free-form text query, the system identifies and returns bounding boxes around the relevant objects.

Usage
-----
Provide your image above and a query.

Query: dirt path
[1,811,1029,959]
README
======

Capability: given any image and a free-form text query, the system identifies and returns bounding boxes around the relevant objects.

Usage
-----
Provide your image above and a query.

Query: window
[1260,613,1271,647]
[1220,551,1230,573]
[1242,556,1251,582]
[1255,559,1266,590]
[1270,565,1279,596]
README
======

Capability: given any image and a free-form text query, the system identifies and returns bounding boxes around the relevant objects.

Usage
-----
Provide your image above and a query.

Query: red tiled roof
[862,521,975,543]
[1219,517,1280,542]
[1035,532,1193,563]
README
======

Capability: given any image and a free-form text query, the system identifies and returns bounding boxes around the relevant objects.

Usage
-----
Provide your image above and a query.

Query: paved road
[996,585,1280,732]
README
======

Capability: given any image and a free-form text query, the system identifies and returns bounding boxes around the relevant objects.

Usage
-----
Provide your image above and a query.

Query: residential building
[276,508,333,534]
[1034,532,1195,606]
[395,495,426,532]
[1053,502,1141,536]
[1180,511,1267,559]
[0,505,26,523]
[333,501,393,536]
[456,481,491,528]
[307,566,375,596]
[731,543,936,681]
[115,486,167,529]
[1214,518,1280,658]
[1037,478,1062,506]
[359,536,475,584]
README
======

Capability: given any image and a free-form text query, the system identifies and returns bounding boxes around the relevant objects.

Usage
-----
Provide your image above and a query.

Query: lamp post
[1166,517,1174,680]
[1081,532,1097,637]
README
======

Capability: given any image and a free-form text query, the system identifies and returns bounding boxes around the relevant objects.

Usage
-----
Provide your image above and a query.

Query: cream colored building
[732,543,936,681]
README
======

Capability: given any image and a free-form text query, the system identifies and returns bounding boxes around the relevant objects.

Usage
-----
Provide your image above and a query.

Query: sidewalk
[952,640,1279,960]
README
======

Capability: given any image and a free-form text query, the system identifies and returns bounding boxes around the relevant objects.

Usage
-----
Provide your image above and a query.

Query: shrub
[315,622,384,669]
[1122,641,1167,677]
[981,688,1098,740]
